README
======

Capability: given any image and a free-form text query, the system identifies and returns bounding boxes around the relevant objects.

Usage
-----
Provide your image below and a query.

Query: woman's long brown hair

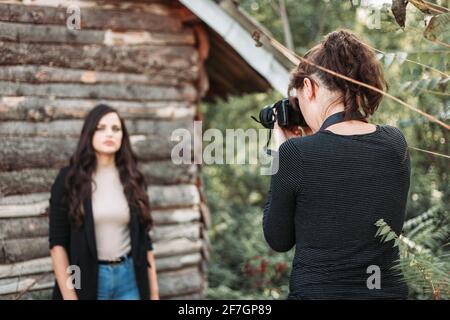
[64,104,153,231]
[288,29,388,120]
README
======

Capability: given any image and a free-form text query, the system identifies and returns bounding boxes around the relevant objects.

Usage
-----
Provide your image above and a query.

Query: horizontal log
[0,185,200,218]
[158,266,203,298]
[0,137,76,171]
[0,96,195,121]
[0,216,49,240]
[152,207,200,225]
[0,237,49,264]
[151,222,201,242]
[156,253,202,273]
[0,193,49,219]
[0,65,194,87]
[0,81,197,102]
[0,3,183,32]
[0,184,200,218]
[0,161,197,196]
[148,185,200,209]
[141,161,197,185]
[0,265,202,298]
[0,257,52,279]
[154,238,203,258]
[0,215,200,242]
[0,42,199,76]
[0,133,189,170]
[0,21,195,46]
[0,272,54,296]
[0,235,204,263]
[0,168,58,196]
[0,118,193,137]
[0,288,52,300]
[0,252,202,279]
[0,205,201,226]
[166,292,203,300]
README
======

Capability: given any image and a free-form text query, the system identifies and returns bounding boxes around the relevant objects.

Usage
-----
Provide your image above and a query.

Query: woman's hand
[273,122,312,151]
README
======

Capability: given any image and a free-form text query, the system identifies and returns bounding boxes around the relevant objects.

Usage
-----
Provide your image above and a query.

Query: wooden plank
[0,257,52,279]
[0,216,200,242]
[0,3,183,32]
[0,237,49,263]
[0,235,204,263]
[158,266,203,298]
[0,265,202,298]
[0,137,76,171]
[166,291,203,300]
[0,288,52,300]
[148,185,200,209]
[0,272,54,296]
[0,185,200,218]
[0,193,49,219]
[151,222,201,242]
[0,21,195,46]
[0,162,197,196]
[0,42,199,75]
[0,168,57,196]
[0,252,202,279]
[155,253,202,273]
[0,65,194,86]
[0,208,202,241]
[0,81,197,102]
[141,161,197,185]
[0,96,195,121]
[152,207,201,225]
[154,238,203,258]
[0,118,193,137]
[0,132,188,170]
[0,216,49,240]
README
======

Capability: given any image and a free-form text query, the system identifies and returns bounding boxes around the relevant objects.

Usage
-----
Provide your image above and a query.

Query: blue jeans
[97,254,140,300]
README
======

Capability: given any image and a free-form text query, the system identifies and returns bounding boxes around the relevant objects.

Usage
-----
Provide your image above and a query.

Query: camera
[253,98,307,129]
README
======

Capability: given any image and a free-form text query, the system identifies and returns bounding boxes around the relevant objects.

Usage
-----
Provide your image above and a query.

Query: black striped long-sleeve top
[263,124,410,299]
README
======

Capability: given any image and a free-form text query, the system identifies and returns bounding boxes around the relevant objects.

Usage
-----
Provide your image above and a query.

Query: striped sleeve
[263,139,302,252]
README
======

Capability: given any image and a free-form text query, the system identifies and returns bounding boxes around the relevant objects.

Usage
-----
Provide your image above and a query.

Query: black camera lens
[252,98,306,129]
[258,103,276,129]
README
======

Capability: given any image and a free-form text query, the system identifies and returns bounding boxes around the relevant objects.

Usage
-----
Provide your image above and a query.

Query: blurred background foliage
[202,0,449,299]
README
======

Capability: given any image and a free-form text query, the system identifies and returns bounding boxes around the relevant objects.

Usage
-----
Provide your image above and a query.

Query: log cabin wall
[0,0,210,299]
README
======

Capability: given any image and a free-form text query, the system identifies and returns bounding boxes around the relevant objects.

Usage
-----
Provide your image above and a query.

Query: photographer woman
[49,104,159,300]
[263,30,410,299]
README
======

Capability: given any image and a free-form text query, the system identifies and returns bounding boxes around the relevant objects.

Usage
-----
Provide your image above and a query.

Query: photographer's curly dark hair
[288,29,388,119]
[64,104,153,231]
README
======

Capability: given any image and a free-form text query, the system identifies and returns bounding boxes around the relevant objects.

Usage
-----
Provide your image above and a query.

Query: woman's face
[92,112,123,155]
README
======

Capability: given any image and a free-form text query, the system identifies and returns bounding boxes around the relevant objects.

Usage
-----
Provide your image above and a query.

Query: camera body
[258,98,307,129]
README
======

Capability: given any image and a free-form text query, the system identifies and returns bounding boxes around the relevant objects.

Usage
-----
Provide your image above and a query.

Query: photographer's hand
[273,122,312,151]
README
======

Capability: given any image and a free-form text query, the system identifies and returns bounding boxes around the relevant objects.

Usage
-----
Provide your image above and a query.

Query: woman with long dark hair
[263,30,410,299]
[49,104,159,300]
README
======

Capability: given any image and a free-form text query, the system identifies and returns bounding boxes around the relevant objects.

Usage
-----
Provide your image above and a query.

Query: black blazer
[48,166,154,300]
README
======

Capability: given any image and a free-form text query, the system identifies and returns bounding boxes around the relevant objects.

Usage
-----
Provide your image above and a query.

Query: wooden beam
[0,41,199,75]
[0,129,191,170]
[0,3,183,32]
[0,185,200,218]
[0,162,197,196]
[0,252,202,280]
[0,96,195,121]
[0,81,197,102]
[0,21,195,46]
[0,65,196,86]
